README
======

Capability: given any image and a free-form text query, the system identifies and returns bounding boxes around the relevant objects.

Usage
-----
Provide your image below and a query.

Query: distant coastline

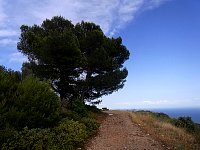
[149,108,200,124]
[122,108,200,123]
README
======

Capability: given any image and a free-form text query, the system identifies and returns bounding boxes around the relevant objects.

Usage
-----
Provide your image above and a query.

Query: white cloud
[31,0,170,36]
[32,0,120,34]
[116,102,133,106]
[192,98,200,101]
[0,0,170,41]
[0,38,17,45]
[144,0,169,10]
[9,52,27,63]
[0,0,7,25]
[0,29,18,37]
[142,100,169,105]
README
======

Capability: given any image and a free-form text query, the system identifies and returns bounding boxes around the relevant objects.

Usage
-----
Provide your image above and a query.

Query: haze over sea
[148,108,200,124]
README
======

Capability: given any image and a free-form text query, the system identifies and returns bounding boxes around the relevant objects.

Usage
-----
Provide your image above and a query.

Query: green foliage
[0,127,17,147]
[2,127,52,150]
[60,110,81,121]
[53,119,87,149]
[16,76,60,129]
[2,120,87,150]
[174,117,195,133]
[80,117,100,136]
[71,98,88,117]
[86,105,102,113]
[0,66,100,149]
[17,16,130,106]
[152,112,172,123]
[17,16,82,103]
[194,124,200,145]
[0,68,61,130]
[0,66,21,110]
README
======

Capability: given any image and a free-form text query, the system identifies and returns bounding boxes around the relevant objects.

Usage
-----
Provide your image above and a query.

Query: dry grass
[130,111,199,150]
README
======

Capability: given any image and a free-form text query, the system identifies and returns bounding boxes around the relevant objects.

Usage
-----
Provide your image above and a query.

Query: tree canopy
[18,16,130,107]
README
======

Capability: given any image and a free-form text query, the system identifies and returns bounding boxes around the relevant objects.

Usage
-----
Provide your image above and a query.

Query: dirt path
[85,110,165,150]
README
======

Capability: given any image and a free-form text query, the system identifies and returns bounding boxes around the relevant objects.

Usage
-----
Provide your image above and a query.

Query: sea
[148,108,200,124]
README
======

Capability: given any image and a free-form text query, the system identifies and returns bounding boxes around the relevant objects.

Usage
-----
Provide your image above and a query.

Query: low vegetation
[130,111,200,150]
[0,66,101,150]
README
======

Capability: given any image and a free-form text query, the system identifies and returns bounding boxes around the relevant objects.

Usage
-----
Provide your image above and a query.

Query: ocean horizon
[123,108,200,123]
[148,108,200,124]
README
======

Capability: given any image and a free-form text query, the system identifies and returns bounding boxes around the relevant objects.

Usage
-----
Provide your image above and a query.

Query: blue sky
[0,0,200,109]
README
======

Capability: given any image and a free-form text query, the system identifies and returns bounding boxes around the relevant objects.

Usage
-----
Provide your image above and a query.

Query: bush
[16,76,61,128]
[0,69,22,129]
[60,110,82,121]
[2,127,52,150]
[71,98,88,117]
[2,120,87,150]
[0,66,100,149]
[86,105,101,113]
[0,76,61,130]
[80,117,100,136]
[0,68,20,113]
[61,101,101,121]
[53,119,87,149]
[0,127,17,147]
[174,117,195,133]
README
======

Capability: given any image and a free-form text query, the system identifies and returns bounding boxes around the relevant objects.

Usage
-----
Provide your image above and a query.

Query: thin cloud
[9,52,27,63]
[0,29,18,37]
[142,100,169,105]
[116,102,133,106]
[32,0,170,36]
[0,0,7,25]
[0,0,170,40]
[192,98,200,101]
[0,38,17,45]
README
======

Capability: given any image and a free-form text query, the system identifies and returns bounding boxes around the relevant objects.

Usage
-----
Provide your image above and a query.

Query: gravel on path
[85,110,165,150]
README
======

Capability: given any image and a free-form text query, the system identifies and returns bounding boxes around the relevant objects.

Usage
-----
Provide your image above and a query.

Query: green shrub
[53,119,87,149]
[0,127,17,147]
[61,110,82,121]
[80,117,99,136]
[0,68,20,113]
[0,76,61,130]
[71,98,88,117]
[0,66,100,149]
[0,69,22,129]
[174,117,195,133]
[16,76,61,128]
[2,127,53,150]
[86,105,101,113]
[2,120,87,150]
[151,112,172,123]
